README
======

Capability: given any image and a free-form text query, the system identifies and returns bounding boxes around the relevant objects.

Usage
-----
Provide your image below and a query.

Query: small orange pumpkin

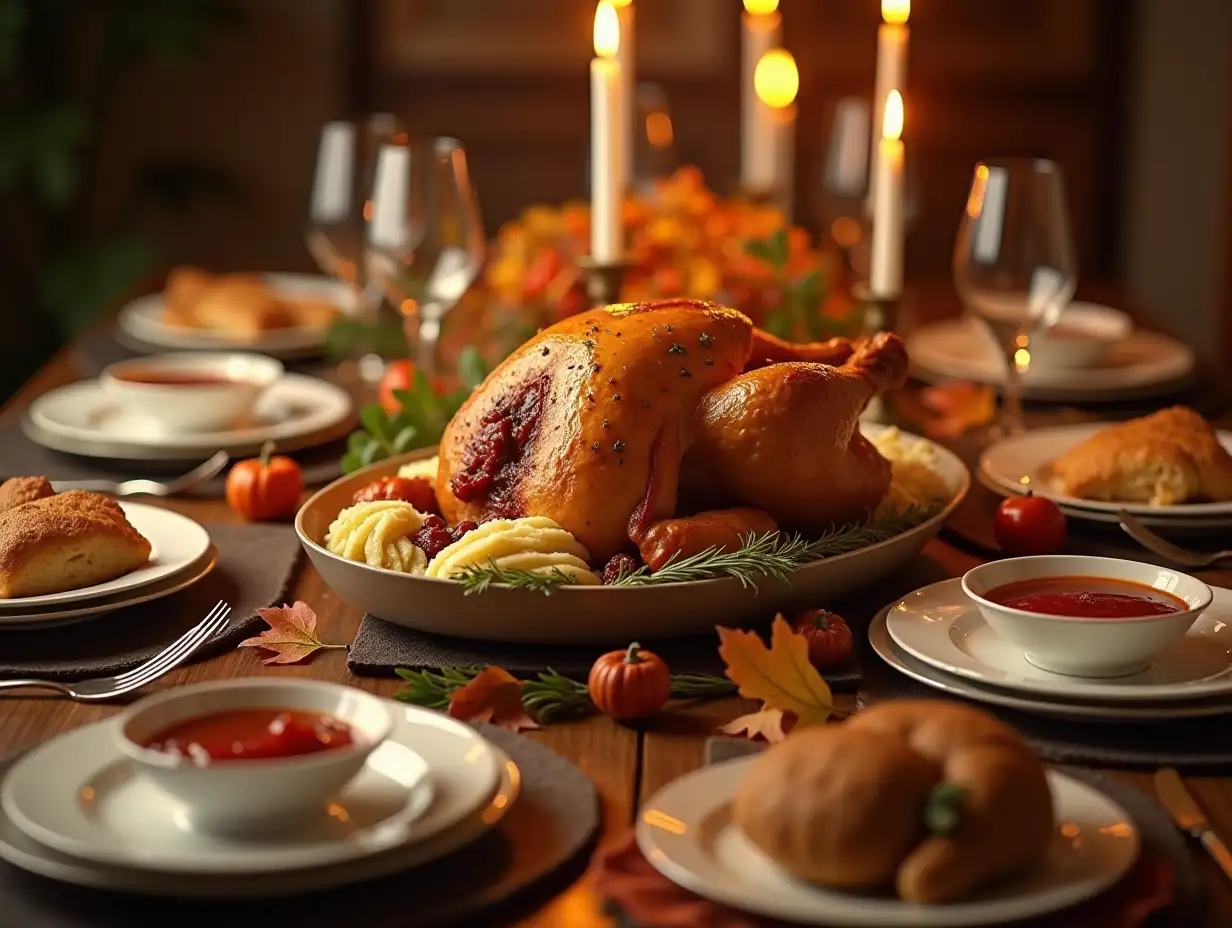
[226,441,303,521]
[588,642,672,721]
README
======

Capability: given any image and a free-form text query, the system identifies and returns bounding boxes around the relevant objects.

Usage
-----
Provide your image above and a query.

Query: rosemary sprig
[393,666,737,722]
[453,560,575,596]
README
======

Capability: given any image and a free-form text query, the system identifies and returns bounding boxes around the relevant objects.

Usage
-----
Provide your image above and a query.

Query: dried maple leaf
[238,601,347,665]
[917,380,996,439]
[717,615,835,729]
[719,706,793,743]
[447,666,540,732]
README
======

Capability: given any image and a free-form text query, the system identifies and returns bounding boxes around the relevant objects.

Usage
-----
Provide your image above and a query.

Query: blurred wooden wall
[351,0,1128,278]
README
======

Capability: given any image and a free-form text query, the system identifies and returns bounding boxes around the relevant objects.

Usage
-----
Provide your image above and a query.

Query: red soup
[115,370,241,387]
[145,708,355,765]
[984,575,1187,619]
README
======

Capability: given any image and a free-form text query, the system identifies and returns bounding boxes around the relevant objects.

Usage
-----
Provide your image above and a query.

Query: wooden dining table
[1,279,1230,927]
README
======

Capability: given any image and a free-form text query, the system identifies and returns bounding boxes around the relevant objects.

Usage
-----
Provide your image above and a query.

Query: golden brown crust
[732,700,1054,904]
[1049,406,1232,505]
[161,268,335,335]
[0,476,54,514]
[0,490,152,598]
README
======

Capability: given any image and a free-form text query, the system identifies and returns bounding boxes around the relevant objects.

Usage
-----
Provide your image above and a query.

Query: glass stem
[415,302,442,378]
[999,335,1027,436]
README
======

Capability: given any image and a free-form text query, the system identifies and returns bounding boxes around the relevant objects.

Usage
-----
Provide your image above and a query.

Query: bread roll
[0,490,152,598]
[732,700,1054,904]
[0,476,54,514]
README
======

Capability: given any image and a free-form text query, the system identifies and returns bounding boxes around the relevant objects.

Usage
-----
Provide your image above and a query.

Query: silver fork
[0,601,231,701]
[49,451,229,497]
[1118,510,1232,568]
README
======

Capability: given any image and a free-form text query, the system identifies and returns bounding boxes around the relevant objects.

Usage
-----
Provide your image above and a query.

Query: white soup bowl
[101,352,282,433]
[116,679,393,834]
[962,555,1212,678]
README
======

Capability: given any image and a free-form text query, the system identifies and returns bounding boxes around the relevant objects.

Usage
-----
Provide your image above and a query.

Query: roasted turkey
[436,299,907,563]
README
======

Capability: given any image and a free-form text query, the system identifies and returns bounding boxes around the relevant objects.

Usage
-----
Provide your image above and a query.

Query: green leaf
[359,441,383,467]
[925,783,968,836]
[340,451,365,474]
[359,404,390,441]
[744,238,775,264]
[390,389,427,435]
[764,309,792,340]
[767,227,790,266]
[392,425,419,453]
[346,430,371,455]
[457,345,488,391]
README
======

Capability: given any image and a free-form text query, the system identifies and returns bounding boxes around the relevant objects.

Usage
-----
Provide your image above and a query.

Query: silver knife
[1155,767,1232,882]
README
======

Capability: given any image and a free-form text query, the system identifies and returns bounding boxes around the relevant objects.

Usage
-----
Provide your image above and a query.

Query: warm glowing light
[646,111,673,148]
[1015,333,1029,348]
[882,90,904,140]
[642,809,688,834]
[611,0,632,6]
[966,164,989,218]
[1014,347,1031,370]
[744,0,779,14]
[754,49,798,109]
[882,0,910,25]
[594,1,620,57]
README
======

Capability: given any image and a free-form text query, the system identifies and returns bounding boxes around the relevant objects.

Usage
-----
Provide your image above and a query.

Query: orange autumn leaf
[716,616,835,729]
[918,380,996,439]
[239,601,347,665]
[719,706,793,743]
[448,666,540,732]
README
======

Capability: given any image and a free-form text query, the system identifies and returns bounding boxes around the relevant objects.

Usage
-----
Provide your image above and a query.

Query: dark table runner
[0,523,302,679]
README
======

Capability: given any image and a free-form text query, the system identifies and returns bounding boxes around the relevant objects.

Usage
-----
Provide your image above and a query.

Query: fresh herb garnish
[453,560,576,596]
[340,346,489,474]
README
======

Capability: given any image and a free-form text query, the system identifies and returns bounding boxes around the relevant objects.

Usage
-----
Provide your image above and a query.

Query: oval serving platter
[295,424,971,644]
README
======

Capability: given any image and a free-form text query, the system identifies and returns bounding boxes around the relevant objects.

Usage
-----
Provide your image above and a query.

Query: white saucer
[117,273,354,359]
[637,757,1138,927]
[0,704,516,896]
[980,424,1232,521]
[886,579,1232,703]
[0,504,210,610]
[907,316,1195,402]
[0,547,216,628]
[24,374,353,461]
[868,607,1232,721]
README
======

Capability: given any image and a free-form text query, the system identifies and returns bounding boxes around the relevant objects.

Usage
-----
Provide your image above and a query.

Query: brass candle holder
[577,256,630,307]
[851,282,903,335]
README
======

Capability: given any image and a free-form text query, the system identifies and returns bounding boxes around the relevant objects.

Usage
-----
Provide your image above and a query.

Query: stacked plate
[0,504,215,629]
[906,314,1196,403]
[979,424,1232,534]
[870,578,1232,722]
[0,702,519,898]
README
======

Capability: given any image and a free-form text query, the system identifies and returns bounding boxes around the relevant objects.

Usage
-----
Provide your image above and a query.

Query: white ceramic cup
[116,679,394,834]
[961,555,1212,678]
[101,352,283,433]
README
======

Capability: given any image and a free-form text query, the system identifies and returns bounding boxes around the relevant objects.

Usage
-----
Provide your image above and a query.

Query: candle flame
[611,0,632,6]
[882,0,910,25]
[594,1,620,57]
[744,0,779,14]
[754,49,798,109]
[882,90,904,140]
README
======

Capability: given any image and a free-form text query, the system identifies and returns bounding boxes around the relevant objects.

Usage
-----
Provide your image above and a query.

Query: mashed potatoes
[397,455,439,483]
[872,428,953,517]
[426,516,600,584]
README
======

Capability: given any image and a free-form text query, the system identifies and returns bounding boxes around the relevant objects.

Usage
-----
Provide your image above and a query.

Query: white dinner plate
[0,503,210,610]
[0,546,217,628]
[979,424,1232,520]
[637,757,1138,927]
[117,273,355,359]
[24,374,353,461]
[907,316,1195,402]
[886,578,1232,703]
[868,606,1232,721]
[1,703,510,886]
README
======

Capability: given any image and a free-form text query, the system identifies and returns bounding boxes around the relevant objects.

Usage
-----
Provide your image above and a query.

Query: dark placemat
[700,739,1201,928]
[346,614,863,690]
[0,413,345,494]
[0,723,601,928]
[0,523,301,679]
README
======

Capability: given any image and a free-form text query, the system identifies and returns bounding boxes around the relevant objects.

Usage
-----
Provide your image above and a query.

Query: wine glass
[366,137,486,378]
[813,96,920,282]
[953,158,1077,436]
[632,83,678,195]
[307,114,401,315]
